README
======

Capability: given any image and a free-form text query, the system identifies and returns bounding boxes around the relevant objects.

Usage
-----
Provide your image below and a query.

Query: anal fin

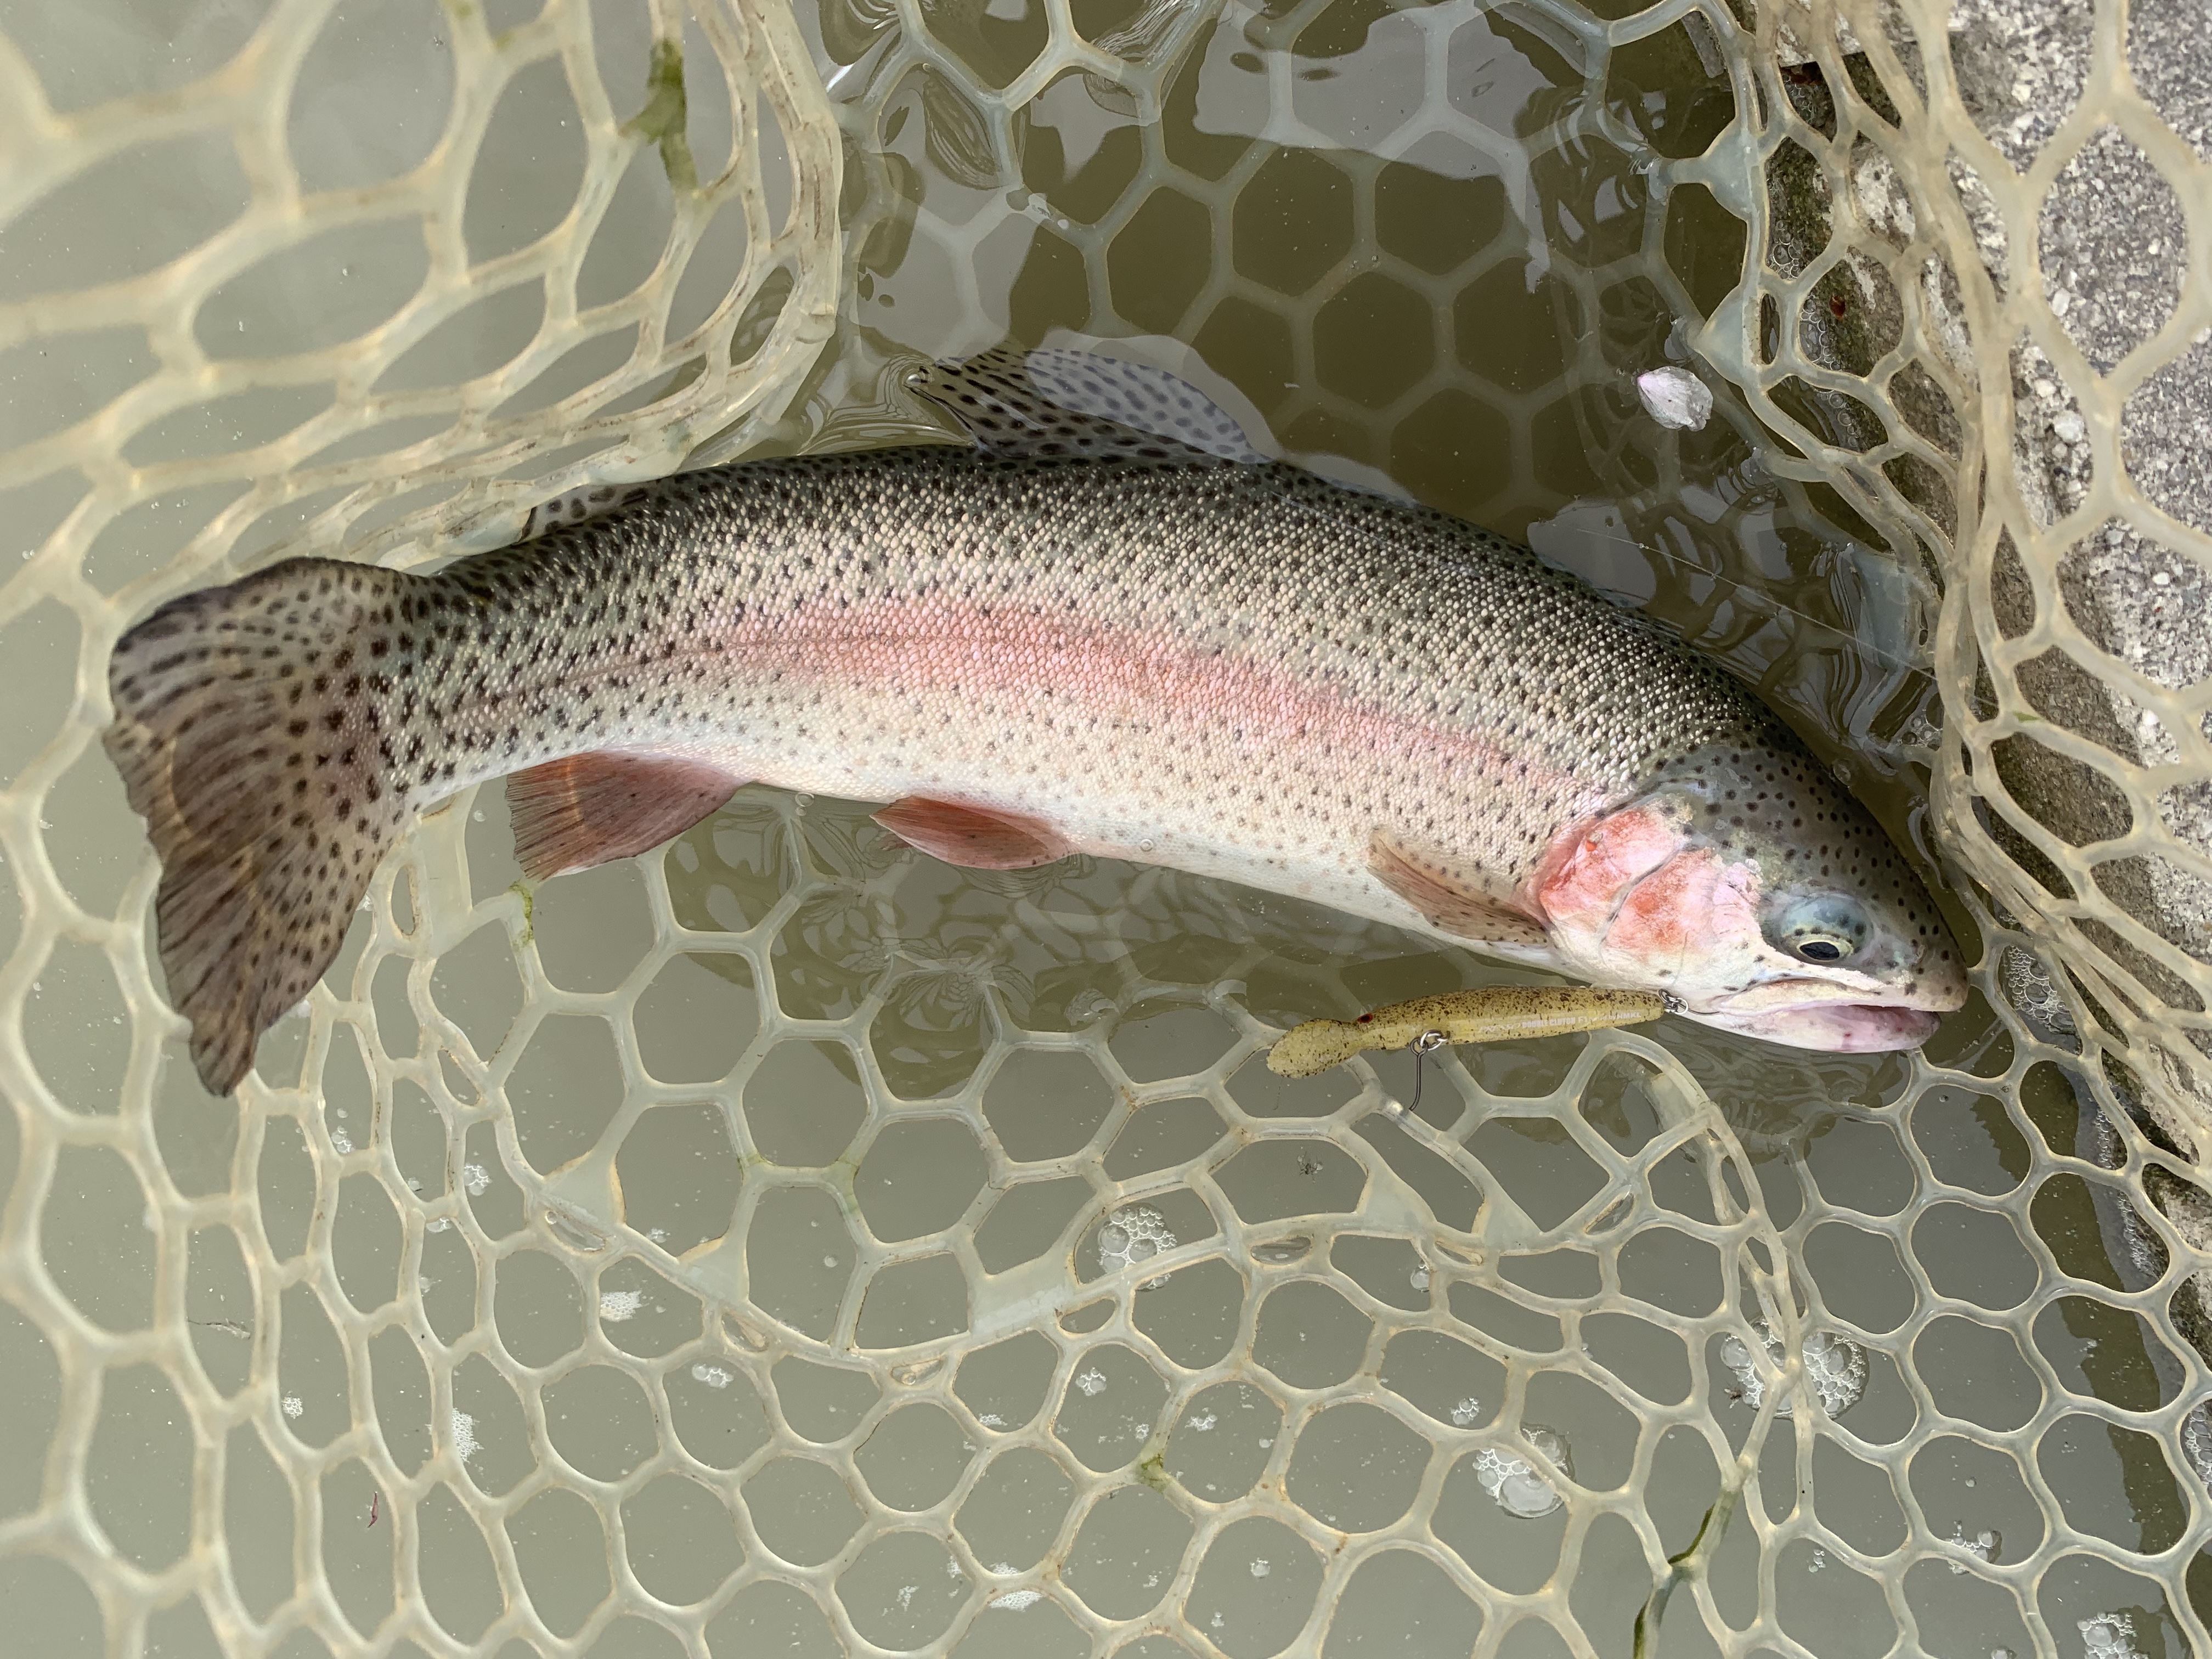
[507,753,744,879]
[873,797,1069,871]
[1369,830,1550,945]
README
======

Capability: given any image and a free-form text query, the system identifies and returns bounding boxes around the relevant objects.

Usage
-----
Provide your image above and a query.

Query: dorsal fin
[521,481,653,540]
[910,345,1266,463]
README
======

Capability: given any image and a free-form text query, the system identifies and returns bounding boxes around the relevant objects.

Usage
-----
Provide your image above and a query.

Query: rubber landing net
[0,0,2207,1655]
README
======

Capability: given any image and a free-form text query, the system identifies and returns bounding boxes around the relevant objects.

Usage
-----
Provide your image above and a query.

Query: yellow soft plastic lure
[1267,986,1671,1078]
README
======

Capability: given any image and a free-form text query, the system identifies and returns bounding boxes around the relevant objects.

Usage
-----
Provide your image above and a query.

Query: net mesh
[1,1,2208,1656]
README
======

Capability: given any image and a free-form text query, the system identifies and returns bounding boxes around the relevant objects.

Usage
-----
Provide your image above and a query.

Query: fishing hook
[1403,1028,1447,1118]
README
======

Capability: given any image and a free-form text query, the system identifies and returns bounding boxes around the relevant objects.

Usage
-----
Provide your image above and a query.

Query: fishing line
[1576,527,1937,685]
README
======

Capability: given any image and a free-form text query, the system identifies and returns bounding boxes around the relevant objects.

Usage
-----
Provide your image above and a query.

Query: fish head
[1527,741,1966,1052]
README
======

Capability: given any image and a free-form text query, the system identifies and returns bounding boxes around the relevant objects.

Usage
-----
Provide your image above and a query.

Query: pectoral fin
[1369,830,1550,945]
[874,797,1069,870]
[507,753,744,879]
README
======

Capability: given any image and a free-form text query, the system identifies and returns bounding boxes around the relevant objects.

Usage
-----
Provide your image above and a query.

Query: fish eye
[1767,894,1869,966]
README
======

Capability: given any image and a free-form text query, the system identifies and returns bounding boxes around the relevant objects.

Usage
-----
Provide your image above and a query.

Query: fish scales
[105,347,1963,1092]
[393,448,1739,866]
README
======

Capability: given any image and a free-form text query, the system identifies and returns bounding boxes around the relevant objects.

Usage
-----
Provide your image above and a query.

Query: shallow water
[1,0,2196,1654]
[667,2,2188,1643]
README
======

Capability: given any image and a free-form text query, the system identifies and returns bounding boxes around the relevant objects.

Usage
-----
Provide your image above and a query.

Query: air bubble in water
[1945,1522,1999,1572]
[1098,1204,1175,1289]
[1719,1321,1867,1417]
[1797,1330,1869,1414]
[1066,990,1116,1025]
[598,1289,643,1322]
[1251,1235,1311,1263]
[1473,1424,1570,1519]
[2080,1612,2143,1659]
[691,1363,732,1390]
[2179,1401,2212,1488]
[449,1409,478,1462]
[1999,946,2078,1045]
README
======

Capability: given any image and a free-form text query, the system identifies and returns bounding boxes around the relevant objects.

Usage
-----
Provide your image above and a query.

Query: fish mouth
[1686,999,1943,1053]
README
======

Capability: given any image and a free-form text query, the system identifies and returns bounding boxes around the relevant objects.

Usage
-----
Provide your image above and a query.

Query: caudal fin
[104,557,416,1095]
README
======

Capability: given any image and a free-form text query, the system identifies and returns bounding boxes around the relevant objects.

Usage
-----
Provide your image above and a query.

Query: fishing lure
[1267,985,1672,1079]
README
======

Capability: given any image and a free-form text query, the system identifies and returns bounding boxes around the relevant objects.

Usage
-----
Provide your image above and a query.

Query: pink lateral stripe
[714,597,1590,801]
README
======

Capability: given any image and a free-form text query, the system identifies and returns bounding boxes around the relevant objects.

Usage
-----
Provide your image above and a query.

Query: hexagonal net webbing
[1,1,2208,1657]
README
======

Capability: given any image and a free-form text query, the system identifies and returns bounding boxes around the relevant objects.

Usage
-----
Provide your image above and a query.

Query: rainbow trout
[106,348,1965,1094]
